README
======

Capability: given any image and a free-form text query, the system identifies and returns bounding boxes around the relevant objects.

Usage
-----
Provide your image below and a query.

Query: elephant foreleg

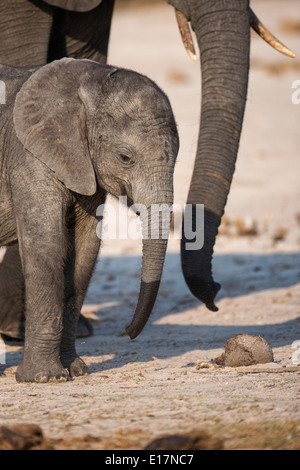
[0,0,53,67]
[11,177,69,383]
[48,0,115,64]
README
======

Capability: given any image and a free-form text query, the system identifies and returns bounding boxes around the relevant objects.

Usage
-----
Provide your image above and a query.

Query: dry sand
[0,0,299,450]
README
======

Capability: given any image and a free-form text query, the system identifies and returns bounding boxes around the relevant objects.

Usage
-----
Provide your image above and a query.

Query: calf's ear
[13,58,97,196]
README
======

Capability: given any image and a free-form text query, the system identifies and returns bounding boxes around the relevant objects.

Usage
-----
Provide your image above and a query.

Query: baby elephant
[0,58,179,382]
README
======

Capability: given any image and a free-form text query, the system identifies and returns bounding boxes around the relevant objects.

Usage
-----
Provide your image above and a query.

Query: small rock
[280,18,300,33]
[195,361,217,370]
[272,227,288,243]
[0,424,44,450]
[215,334,274,367]
[167,69,189,84]
[235,217,258,236]
[144,431,223,450]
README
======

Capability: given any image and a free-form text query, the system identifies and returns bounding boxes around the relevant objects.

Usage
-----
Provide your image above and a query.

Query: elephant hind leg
[0,245,25,341]
[60,196,103,377]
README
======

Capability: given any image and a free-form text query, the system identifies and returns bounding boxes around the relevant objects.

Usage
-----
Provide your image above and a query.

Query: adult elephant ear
[13,58,98,196]
[43,0,103,12]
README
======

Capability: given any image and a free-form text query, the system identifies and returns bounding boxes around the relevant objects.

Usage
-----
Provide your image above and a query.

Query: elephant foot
[16,357,70,383]
[184,277,221,312]
[61,354,90,377]
[68,357,90,378]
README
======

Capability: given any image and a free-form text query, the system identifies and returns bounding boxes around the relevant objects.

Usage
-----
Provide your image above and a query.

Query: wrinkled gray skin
[0,0,115,339]
[0,0,250,336]
[0,58,179,382]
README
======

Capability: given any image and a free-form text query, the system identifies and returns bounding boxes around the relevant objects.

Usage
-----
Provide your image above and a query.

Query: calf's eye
[119,154,133,165]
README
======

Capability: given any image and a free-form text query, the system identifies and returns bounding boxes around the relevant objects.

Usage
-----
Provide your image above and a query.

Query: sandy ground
[0,0,300,450]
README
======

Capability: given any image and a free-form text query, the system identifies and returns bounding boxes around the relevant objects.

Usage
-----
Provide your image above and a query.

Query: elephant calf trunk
[126,204,171,339]
[126,279,161,340]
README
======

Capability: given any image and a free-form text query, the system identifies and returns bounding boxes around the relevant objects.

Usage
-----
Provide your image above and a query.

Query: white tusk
[250,8,296,58]
[0,247,7,264]
[175,9,196,61]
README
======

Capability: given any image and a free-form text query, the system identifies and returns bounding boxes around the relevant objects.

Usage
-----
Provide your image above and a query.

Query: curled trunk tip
[126,280,161,340]
[250,8,296,58]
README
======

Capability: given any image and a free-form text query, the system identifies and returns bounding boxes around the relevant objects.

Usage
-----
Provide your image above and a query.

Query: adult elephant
[0,0,114,66]
[0,0,294,339]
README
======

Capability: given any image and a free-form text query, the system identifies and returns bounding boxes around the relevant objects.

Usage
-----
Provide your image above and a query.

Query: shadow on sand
[1,251,299,373]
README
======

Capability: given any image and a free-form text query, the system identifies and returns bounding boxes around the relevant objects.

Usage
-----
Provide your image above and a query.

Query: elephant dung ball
[215,334,274,367]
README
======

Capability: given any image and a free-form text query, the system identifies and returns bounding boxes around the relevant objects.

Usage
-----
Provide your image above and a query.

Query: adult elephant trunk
[171,0,250,310]
[126,183,173,340]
